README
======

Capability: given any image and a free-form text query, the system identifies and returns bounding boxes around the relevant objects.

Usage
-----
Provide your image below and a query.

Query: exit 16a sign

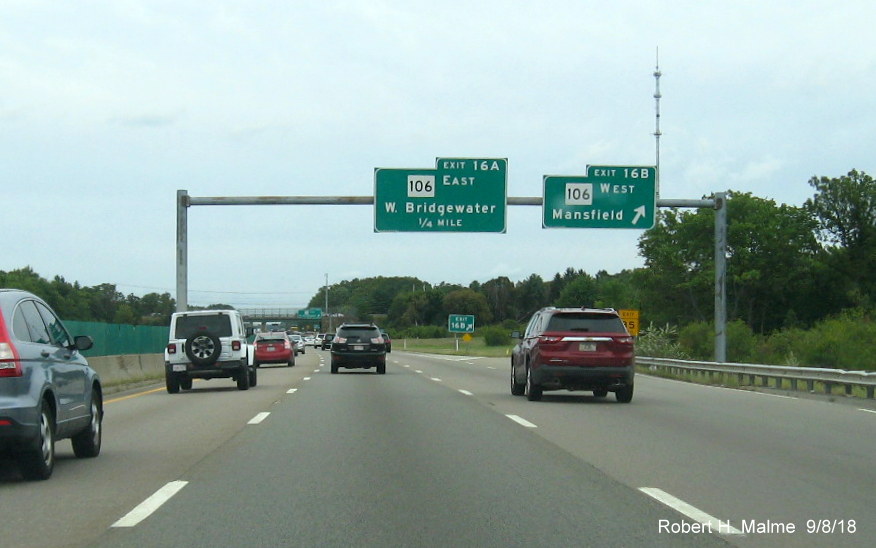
[543,165,656,229]
[374,158,507,232]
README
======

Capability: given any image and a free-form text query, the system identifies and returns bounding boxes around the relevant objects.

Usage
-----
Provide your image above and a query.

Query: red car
[511,307,634,403]
[252,332,295,367]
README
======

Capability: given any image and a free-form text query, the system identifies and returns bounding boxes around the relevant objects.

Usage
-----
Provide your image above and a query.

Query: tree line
[5,169,875,367]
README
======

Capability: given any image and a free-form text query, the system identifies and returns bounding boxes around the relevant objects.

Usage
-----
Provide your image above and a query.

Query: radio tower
[653,48,662,198]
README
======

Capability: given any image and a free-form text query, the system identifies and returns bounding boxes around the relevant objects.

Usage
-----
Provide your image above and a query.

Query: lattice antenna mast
[653,48,662,198]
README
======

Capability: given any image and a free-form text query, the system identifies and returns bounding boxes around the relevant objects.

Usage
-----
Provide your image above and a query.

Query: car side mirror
[73,335,94,351]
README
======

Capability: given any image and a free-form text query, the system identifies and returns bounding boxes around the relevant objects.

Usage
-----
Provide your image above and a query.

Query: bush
[480,325,512,346]
[638,323,689,359]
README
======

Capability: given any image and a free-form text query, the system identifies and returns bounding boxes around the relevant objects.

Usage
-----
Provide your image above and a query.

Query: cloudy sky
[3,1,874,308]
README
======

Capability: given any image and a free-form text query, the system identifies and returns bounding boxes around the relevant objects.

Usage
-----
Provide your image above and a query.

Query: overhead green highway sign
[374,158,507,232]
[543,165,656,229]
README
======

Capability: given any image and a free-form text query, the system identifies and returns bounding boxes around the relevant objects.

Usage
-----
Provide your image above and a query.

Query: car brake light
[538,335,563,345]
[232,341,241,351]
[0,342,23,378]
[615,336,634,345]
[166,343,177,354]
[371,338,381,344]
[335,337,347,343]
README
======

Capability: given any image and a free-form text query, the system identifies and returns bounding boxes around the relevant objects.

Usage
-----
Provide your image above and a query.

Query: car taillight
[371,337,382,344]
[538,335,564,345]
[166,343,177,355]
[232,341,241,351]
[615,336,634,345]
[335,337,347,343]
[0,342,23,378]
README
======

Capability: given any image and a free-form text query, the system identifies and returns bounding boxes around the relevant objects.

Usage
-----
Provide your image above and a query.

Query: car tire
[331,360,339,374]
[236,364,250,390]
[593,389,608,398]
[19,401,55,480]
[184,331,222,366]
[71,393,102,458]
[525,364,543,402]
[615,385,634,403]
[377,362,386,374]
[511,361,526,396]
[166,372,181,394]
[248,365,258,387]
[180,376,193,390]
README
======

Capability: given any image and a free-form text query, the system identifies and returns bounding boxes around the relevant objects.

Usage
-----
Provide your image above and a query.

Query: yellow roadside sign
[619,309,640,336]
[462,333,473,342]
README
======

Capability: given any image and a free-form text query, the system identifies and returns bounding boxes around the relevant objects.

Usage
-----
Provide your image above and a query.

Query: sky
[3,1,875,309]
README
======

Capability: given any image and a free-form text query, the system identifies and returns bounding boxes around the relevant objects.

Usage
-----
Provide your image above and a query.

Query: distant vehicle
[303,335,318,348]
[165,309,256,393]
[0,289,103,480]
[330,323,386,374]
[288,333,305,354]
[321,333,334,350]
[511,307,634,403]
[380,331,392,353]
[253,332,295,367]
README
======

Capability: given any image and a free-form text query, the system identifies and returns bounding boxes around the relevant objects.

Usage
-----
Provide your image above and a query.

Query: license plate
[352,345,365,351]
[172,364,186,372]
[579,343,597,352]
[267,346,275,351]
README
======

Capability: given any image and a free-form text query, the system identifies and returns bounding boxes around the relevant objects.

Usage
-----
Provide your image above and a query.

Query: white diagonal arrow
[632,205,646,225]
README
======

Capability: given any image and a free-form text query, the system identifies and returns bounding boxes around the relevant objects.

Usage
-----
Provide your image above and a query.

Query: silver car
[0,289,102,480]
[288,333,306,354]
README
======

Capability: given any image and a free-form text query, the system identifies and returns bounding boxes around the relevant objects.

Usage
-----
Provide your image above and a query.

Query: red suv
[511,307,634,403]
[252,332,295,368]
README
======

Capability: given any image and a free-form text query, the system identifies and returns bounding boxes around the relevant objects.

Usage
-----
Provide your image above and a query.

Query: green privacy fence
[65,321,169,357]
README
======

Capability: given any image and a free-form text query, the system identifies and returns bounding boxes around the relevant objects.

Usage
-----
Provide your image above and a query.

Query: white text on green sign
[542,165,656,229]
[448,314,475,333]
[374,158,507,232]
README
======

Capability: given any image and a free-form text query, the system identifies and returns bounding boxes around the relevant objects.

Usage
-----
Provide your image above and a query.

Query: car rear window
[337,326,379,341]
[546,313,626,333]
[257,334,286,342]
[174,314,233,338]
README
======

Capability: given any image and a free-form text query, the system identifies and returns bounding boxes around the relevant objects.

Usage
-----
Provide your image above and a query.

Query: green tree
[556,273,597,307]
[805,169,876,306]
[442,288,493,324]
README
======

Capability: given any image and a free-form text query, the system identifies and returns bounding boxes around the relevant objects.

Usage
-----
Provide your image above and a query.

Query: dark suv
[511,307,634,403]
[330,324,386,374]
[0,289,103,480]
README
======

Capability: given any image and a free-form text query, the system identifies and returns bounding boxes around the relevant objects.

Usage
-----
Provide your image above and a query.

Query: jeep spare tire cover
[185,331,222,366]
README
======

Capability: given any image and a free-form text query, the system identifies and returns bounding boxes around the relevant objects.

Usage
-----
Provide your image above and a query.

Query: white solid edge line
[506,414,537,428]
[859,408,876,414]
[459,390,474,396]
[112,481,189,527]
[431,377,442,382]
[248,412,270,424]
[639,487,743,535]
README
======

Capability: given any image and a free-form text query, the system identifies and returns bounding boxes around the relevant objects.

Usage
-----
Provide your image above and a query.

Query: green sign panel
[297,308,322,319]
[374,158,507,232]
[543,165,656,229]
[448,314,475,333]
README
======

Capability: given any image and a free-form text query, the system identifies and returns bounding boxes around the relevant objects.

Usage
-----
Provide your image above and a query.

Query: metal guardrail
[636,356,876,399]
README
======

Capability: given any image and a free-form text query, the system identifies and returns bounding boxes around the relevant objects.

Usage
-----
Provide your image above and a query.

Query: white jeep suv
[164,309,255,392]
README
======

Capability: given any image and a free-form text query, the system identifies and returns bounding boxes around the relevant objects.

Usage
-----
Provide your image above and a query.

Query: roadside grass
[398,337,513,358]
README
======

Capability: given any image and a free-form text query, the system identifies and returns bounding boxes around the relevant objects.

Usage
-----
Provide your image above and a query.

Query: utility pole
[325,273,331,331]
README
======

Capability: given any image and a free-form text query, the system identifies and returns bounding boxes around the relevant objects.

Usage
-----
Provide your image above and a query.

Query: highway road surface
[2,350,873,547]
